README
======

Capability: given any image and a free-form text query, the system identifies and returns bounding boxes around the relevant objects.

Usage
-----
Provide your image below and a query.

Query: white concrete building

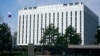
[17,2,98,46]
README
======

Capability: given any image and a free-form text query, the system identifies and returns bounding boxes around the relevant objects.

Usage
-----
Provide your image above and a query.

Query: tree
[0,15,3,23]
[12,32,17,48]
[64,25,81,45]
[40,24,59,46]
[0,22,12,50]
[40,24,68,55]
[54,35,68,55]
[95,26,100,44]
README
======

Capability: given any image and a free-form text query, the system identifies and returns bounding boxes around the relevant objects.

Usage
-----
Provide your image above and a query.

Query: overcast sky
[0,0,100,33]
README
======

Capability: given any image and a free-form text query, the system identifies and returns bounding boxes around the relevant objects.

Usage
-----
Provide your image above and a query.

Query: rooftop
[22,2,83,10]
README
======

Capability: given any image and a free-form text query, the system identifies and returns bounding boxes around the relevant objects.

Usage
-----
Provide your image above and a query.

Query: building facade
[17,2,98,46]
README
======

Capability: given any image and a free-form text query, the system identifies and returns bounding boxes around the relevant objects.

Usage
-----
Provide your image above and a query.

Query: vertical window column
[70,11,72,26]
[80,11,82,37]
[45,13,47,30]
[53,13,55,26]
[57,12,59,37]
[22,15,24,44]
[49,13,51,43]
[18,15,21,44]
[33,14,35,44]
[66,12,68,28]
[37,14,39,44]
[26,15,28,43]
[41,14,43,40]
[75,11,77,31]
[62,12,63,35]
[53,13,55,43]
[29,15,31,43]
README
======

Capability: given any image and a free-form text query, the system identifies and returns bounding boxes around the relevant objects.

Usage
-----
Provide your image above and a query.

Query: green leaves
[95,26,100,44]
[40,24,59,46]
[0,22,12,50]
[40,24,81,46]
[64,25,81,45]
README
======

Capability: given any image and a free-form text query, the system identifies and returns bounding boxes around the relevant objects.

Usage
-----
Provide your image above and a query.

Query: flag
[8,12,12,18]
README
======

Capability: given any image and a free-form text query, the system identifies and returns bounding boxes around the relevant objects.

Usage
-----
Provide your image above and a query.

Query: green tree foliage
[95,26,100,44]
[40,24,68,55]
[40,24,59,45]
[0,22,12,50]
[0,15,3,22]
[64,25,81,45]
[40,24,81,55]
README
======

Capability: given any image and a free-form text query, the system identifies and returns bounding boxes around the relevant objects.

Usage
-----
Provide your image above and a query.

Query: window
[33,14,35,44]
[63,4,67,6]
[70,11,72,26]
[80,11,82,36]
[57,12,59,29]
[22,15,24,44]
[49,13,51,43]
[33,6,37,9]
[41,14,43,39]
[26,15,28,43]
[69,3,73,5]
[75,2,79,5]
[49,13,51,25]
[29,7,32,9]
[62,12,63,35]
[37,14,39,43]
[29,15,31,43]
[24,8,27,10]
[66,12,68,27]
[53,13,55,26]
[75,11,77,31]
[45,13,47,29]
[19,15,21,43]
[57,12,59,37]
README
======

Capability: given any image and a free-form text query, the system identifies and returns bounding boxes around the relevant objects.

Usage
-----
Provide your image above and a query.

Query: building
[17,2,98,46]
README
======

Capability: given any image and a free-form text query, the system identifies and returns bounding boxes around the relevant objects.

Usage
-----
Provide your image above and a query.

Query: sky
[0,0,100,34]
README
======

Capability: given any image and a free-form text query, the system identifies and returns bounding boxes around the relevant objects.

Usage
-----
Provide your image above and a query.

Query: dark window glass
[57,12,59,29]
[45,13,47,29]
[29,15,31,43]
[63,4,67,6]
[49,13,51,25]
[53,13,55,26]
[24,8,27,10]
[37,14,39,43]
[49,13,51,43]
[41,14,43,40]
[57,12,59,38]
[69,3,73,5]
[62,12,63,35]
[19,15,21,43]
[66,12,68,27]
[71,11,72,26]
[33,14,35,44]
[29,7,32,9]
[33,7,37,9]
[26,15,28,43]
[80,11,82,36]
[75,2,79,5]
[22,15,24,44]
[75,11,77,31]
